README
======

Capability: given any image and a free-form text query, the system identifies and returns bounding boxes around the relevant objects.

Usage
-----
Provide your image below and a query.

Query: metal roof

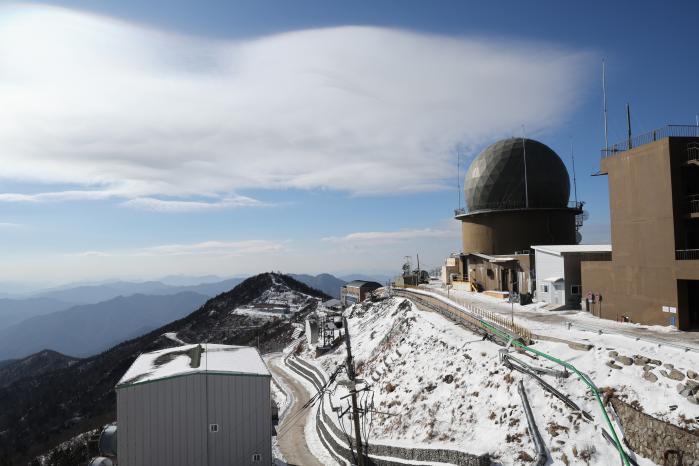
[117,344,270,388]
[531,244,612,256]
[469,252,516,263]
[542,276,564,282]
[345,280,382,288]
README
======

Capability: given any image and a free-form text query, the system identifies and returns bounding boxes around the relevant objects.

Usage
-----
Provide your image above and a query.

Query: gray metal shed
[116,344,272,466]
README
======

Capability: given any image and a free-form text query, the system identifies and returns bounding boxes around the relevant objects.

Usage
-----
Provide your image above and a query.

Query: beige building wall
[581,137,699,329]
[460,209,578,255]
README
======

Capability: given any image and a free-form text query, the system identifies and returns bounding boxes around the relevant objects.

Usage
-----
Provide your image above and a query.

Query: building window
[252,453,262,462]
[571,285,581,295]
[209,424,219,433]
[541,284,549,293]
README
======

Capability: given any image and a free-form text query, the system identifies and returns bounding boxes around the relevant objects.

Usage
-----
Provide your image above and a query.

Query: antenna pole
[626,103,632,150]
[571,140,578,205]
[457,148,461,209]
[522,125,529,208]
[602,60,609,152]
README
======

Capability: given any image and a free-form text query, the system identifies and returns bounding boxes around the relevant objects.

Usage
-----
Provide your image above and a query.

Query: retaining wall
[611,397,699,465]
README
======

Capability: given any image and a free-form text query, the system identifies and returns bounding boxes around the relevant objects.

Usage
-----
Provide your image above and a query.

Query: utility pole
[343,317,365,466]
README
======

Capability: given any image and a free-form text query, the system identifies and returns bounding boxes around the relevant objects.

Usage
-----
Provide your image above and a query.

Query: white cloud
[0,190,117,202]
[0,222,23,230]
[323,228,457,244]
[72,239,284,258]
[122,195,267,212]
[0,5,592,201]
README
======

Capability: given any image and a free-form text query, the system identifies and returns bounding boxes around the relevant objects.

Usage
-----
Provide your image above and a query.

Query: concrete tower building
[456,138,583,255]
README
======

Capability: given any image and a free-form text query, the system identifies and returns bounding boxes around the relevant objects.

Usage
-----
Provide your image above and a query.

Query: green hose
[479,318,629,466]
[398,289,630,466]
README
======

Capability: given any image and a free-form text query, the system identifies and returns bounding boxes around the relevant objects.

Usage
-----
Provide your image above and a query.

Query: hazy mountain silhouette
[0,292,209,360]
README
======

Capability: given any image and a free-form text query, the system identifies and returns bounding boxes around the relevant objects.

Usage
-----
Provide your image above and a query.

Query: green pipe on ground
[396,289,630,466]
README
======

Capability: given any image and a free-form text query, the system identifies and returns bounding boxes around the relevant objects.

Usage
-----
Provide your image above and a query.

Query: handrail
[676,249,699,260]
[395,287,630,466]
[602,125,699,158]
[455,201,583,217]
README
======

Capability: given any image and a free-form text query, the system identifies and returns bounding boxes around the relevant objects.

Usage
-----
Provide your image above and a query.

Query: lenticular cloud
[0,5,591,201]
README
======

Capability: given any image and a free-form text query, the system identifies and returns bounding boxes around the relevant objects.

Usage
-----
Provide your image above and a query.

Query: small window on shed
[571,285,581,295]
[252,453,262,462]
[209,424,219,433]
[542,284,549,293]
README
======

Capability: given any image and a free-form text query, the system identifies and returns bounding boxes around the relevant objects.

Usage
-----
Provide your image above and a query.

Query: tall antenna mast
[626,103,632,149]
[457,148,461,209]
[522,125,529,208]
[602,59,609,152]
[571,140,578,205]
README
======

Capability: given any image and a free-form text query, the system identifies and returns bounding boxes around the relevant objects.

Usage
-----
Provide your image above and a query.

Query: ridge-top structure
[442,137,583,299]
[456,137,583,255]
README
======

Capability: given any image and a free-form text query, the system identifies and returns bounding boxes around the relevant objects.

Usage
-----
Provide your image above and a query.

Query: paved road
[415,286,699,351]
[268,356,324,466]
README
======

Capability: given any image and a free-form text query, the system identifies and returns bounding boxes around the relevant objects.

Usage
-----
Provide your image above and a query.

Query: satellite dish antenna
[575,232,583,244]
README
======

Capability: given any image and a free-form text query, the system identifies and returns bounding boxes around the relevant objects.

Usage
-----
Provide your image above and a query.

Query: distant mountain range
[35,278,245,304]
[0,273,329,464]
[290,273,346,298]
[0,297,73,331]
[0,292,210,360]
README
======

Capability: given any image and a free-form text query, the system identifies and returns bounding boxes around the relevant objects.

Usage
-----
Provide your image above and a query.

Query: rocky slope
[0,273,328,465]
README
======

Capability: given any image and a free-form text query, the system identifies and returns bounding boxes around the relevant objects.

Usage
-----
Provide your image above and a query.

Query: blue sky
[1,1,698,284]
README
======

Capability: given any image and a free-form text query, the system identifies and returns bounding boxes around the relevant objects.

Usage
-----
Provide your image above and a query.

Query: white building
[532,245,612,309]
[116,344,271,466]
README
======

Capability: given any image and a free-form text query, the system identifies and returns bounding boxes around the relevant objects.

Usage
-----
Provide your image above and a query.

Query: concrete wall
[611,397,699,465]
[460,208,578,255]
[581,137,699,328]
[117,373,271,466]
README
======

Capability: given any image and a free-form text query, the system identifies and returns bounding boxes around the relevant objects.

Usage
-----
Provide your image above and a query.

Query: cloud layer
[0,5,591,204]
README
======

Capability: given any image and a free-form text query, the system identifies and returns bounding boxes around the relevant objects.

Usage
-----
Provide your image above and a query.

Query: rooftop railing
[676,249,699,260]
[454,201,583,216]
[602,125,699,158]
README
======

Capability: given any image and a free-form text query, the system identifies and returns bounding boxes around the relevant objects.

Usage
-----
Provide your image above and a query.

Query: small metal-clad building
[532,244,612,308]
[340,280,382,305]
[116,343,271,466]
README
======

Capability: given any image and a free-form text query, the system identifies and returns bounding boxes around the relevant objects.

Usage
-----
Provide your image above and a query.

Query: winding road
[268,356,324,466]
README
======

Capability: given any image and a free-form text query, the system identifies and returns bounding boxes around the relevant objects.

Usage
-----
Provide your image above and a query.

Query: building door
[678,280,699,330]
[552,281,564,305]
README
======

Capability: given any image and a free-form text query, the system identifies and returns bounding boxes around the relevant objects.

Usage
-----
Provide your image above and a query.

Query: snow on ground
[301,297,675,465]
[162,332,186,345]
[416,285,699,428]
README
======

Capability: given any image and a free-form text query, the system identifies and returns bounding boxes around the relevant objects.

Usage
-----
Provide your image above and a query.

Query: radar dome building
[457,137,583,255]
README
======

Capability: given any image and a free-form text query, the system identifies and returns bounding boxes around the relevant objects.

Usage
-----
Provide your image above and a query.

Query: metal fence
[601,125,699,158]
[395,286,533,343]
[454,201,583,216]
[676,249,699,260]
[689,196,699,214]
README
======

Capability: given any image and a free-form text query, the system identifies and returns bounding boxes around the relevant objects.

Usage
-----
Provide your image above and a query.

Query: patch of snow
[117,343,269,387]
[300,297,668,465]
[163,332,186,345]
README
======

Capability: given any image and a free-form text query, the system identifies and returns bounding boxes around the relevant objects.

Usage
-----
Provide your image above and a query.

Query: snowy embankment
[298,296,690,465]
